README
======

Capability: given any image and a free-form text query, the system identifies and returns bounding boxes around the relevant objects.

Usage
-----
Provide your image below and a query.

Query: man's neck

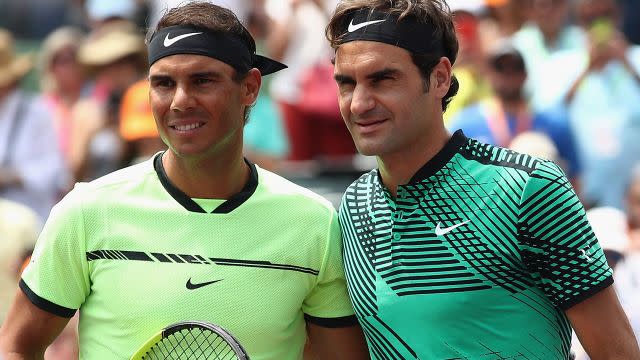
[377,126,450,198]
[162,150,249,199]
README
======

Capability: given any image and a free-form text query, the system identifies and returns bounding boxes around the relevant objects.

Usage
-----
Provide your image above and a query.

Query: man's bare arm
[566,286,640,359]
[0,289,71,359]
[306,322,369,360]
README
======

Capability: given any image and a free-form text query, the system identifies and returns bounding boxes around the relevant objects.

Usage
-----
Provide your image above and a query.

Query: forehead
[149,54,235,76]
[334,41,416,74]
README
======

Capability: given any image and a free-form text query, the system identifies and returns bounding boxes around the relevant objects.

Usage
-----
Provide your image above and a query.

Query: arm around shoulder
[0,288,71,359]
[566,285,640,359]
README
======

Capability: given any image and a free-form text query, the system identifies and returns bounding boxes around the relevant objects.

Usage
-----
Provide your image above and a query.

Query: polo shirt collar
[154,152,258,213]
[378,129,467,186]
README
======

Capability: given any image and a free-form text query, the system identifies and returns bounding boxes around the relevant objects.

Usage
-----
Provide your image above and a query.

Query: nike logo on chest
[434,220,470,236]
[186,278,223,290]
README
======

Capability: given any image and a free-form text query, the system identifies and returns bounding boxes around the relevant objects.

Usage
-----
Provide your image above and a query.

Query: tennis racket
[130,320,250,360]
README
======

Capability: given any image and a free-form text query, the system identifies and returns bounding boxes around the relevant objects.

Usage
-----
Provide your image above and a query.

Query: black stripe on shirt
[557,275,614,310]
[304,314,359,328]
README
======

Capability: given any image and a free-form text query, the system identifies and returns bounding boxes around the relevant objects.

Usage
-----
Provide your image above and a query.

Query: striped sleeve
[517,160,613,309]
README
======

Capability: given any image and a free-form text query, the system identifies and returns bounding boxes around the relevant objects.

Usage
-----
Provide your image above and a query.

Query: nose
[349,84,375,116]
[170,84,195,112]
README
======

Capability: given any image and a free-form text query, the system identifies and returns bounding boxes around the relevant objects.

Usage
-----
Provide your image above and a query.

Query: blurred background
[1,0,639,358]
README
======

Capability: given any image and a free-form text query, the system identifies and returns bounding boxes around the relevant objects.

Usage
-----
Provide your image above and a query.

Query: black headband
[148,25,286,75]
[337,9,445,56]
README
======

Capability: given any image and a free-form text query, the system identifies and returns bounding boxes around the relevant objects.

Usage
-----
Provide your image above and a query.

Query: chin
[354,143,383,157]
[170,145,207,158]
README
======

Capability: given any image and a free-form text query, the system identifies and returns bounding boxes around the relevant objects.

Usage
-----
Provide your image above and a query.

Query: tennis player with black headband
[0,2,369,359]
[326,0,640,359]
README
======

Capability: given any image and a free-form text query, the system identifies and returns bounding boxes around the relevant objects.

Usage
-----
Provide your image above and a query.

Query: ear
[243,68,262,105]
[431,57,452,99]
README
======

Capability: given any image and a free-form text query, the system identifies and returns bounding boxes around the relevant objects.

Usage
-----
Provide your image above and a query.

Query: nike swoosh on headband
[164,32,203,47]
[348,19,386,32]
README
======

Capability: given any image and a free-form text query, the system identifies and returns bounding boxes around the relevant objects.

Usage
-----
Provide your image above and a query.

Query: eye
[335,77,355,92]
[150,77,174,89]
[372,75,394,85]
[194,77,213,85]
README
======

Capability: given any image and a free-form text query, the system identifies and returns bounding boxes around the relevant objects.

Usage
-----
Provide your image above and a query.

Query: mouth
[355,118,387,130]
[170,122,205,132]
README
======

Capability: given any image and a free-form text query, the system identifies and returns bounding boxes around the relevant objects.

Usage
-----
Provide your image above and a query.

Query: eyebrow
[368,68,400,81]
[334,67,401,84]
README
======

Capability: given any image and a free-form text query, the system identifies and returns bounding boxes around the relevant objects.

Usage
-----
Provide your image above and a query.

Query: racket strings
[141,327,240,359]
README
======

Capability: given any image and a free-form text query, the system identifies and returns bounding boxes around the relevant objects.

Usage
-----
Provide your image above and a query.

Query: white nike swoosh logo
[163,32,203,47]
[435,220,470,236]
[348,19,386,33]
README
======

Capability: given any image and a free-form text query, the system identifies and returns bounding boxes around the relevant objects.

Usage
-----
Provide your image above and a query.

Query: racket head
[130,320,249,360]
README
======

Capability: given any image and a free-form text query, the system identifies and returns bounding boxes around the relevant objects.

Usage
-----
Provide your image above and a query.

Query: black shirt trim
[303,314,360,328]
[558,275,614,310]
[408,129,468,183]
[153,152,258,214]
[19,279,76,318]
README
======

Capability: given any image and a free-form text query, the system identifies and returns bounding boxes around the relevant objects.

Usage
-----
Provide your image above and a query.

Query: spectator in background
[266,0,356,165]
[508,130,559,162]
[118,79,165,166]
[0,28,70,222]
[84,0,139,29]
[534,0,640,209]
[242,2,290,172]
[449,42,581,182]
[511,0,586,104]
[479,0,530,47]
[70,20,148,182]
[38,26,88,165]
[0,199,40,323]
[444,1,493,123]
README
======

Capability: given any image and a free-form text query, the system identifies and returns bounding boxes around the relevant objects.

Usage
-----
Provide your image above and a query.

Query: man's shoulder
[256,166,336,212]
[458,137,557,177]
[344,169,377,190]
[340,169,379,208]
[74,159,157,197]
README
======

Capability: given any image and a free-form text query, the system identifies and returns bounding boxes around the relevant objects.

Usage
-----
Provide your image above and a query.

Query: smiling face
[148,54,259,162]
[333,41,450,160]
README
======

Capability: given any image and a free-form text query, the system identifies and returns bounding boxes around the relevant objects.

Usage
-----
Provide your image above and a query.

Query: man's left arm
[302,208,369,359]
[306,322,369,359]
[566,286,640,359]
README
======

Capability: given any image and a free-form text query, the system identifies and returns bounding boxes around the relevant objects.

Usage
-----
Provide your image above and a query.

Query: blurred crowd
[0,0,639,358]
